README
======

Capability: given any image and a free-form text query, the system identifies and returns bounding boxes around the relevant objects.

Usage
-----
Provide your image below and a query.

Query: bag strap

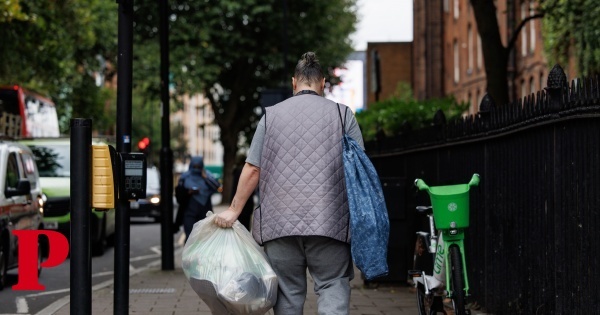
[336,103,347,134]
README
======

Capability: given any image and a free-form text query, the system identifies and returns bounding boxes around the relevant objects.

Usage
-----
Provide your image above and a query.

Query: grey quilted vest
[252,94,350,245]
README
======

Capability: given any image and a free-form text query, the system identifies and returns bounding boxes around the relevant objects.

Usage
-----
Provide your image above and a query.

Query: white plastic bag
[182,211,278,315]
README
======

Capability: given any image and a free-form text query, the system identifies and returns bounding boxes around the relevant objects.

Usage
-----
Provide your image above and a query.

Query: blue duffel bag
[338,105,390,280]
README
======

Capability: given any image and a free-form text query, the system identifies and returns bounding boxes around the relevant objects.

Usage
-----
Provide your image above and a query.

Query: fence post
[433,109,446,140]
[479,93,495,129]
[545,64,568,111]
[433,109,446,126]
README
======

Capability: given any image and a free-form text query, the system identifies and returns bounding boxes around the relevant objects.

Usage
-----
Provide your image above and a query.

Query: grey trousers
[264,236,354,315]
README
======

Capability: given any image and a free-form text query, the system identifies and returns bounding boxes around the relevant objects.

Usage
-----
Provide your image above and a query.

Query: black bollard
[70,118,92,315]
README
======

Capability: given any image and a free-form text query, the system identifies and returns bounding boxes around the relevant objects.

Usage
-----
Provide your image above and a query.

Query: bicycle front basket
[428,184,471,229]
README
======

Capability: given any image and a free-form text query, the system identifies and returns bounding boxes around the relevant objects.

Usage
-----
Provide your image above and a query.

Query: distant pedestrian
[178,156,221,243]
[215,51,364,314]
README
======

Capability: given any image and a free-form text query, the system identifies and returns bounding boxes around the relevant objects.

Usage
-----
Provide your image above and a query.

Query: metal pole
[159,0,175,270]
[281,0,289,85]
[115,0,133,313]
[70,118,92,315]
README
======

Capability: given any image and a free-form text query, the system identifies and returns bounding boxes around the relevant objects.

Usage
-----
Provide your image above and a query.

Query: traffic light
[137,137,150,154]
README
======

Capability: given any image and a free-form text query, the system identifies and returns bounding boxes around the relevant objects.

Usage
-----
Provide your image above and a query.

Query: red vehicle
[0,85,60,137]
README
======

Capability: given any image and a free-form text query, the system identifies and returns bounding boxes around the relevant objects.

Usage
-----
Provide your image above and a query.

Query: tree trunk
[485,54,510,106]
[471,0,510,106]
[220,130,238,206]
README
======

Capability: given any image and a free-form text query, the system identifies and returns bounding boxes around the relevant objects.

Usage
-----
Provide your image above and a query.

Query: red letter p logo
[11,230,69,290]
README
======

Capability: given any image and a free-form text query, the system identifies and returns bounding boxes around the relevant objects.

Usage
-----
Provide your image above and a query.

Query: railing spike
[544,64,568,111]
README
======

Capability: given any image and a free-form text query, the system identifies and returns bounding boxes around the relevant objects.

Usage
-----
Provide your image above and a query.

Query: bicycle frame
[439,225,470,297]
[413,218,470,298]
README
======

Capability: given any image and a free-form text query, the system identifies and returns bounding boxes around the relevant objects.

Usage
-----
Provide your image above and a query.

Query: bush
[356,83,469,141]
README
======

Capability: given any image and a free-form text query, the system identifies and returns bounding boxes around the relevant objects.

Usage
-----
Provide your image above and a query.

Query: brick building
[412,0,445,101]
[172,93,223,175]
[413,0,550,113]
[365,42,413,107]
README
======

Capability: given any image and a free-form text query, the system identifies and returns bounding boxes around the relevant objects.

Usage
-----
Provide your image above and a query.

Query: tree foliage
[133,0,358,201]
[356,83,469,142]
[0,0,28,23]
[1,0,359,202]
[542,0,600,76]
[0,0,118,134]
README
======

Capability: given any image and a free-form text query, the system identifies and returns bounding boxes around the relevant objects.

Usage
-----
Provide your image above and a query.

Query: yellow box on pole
[92,145,115,209]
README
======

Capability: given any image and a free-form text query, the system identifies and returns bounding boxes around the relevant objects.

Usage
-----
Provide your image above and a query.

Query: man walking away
[215,51,364,315]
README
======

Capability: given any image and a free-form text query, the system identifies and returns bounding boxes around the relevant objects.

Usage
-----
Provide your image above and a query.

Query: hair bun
[302,52,318,64]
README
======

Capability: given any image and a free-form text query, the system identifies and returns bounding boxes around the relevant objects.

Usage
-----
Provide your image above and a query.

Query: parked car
[18,137,116,256]
[130,166,161,222]
[0,140,45,290]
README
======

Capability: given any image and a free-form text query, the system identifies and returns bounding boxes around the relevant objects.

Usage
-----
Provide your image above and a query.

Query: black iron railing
[367,65,600,314]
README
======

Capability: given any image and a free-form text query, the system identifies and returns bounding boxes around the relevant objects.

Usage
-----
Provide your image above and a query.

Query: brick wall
[365,42,412,108]
[413,0,445,100]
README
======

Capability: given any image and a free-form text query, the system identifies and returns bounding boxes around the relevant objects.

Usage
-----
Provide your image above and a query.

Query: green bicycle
[409,174,480,315]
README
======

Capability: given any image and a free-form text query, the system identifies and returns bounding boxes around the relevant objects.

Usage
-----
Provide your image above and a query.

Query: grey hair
[294,52,324,86]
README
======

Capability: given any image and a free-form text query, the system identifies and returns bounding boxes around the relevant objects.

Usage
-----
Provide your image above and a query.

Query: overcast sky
[350,0,413,51]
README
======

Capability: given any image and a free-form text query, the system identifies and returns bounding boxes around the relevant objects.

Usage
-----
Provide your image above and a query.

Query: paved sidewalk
[50,248,418,315]
[46,205,487,314]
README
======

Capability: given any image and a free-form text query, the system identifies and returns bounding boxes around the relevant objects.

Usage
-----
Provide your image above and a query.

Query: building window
[454,39,460,83]
[521,79,527,98]
[6,153,19,189]
[529,2,536,53]
[477,35,483,70]
[454,0,459,20]
[444,0,449,12]
[530,77,535,95]
[540,72,545,90]
[468,92,473,113]
[521,1,528,56]
[467,24,473,73]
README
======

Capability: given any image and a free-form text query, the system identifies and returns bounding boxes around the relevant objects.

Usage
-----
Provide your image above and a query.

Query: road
[0,220,184,315]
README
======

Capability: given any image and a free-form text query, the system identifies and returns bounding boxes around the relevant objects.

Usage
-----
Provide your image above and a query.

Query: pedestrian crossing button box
[92,145,117,210]
[119,152,146,200]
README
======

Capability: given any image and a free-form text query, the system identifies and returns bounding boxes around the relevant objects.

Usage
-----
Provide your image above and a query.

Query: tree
[542,0,600,76]
[470,0,544,106]
[0,0,118,134]
[133,0,358,202]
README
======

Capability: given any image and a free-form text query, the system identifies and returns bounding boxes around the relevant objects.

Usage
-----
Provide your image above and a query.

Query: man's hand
[214,208,239,228]
[215,163,259,228]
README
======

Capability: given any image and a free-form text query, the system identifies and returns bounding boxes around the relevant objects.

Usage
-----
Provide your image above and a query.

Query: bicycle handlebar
[414,178,429,191]
[414,173,480,190]
[468,173,480,187]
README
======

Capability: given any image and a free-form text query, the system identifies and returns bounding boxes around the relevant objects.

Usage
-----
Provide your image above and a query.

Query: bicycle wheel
[416,283,447,315]
[449,245,466,315]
